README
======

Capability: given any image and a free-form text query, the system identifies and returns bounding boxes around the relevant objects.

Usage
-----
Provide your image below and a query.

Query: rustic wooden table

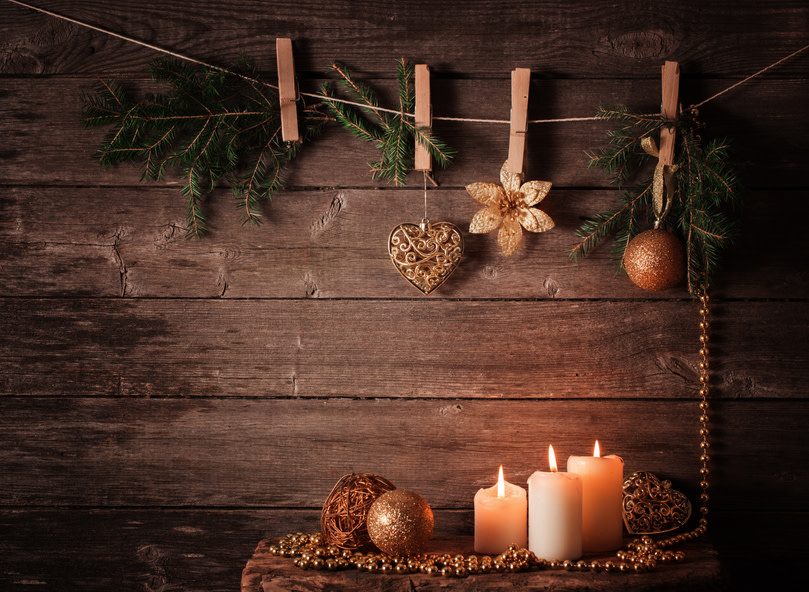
[241,536,724,591]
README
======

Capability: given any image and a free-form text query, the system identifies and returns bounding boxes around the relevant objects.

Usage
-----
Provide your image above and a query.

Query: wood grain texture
[2,1,808,77]
[0,509,805,592]
[0,509,285,592]
[241,537,722,592]
[0,397,805,509]
[1,1,807,590]
[1,187,807,299]
[1,299,806,399]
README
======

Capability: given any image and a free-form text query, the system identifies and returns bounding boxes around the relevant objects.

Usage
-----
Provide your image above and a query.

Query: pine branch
[319,84,384,144]
[83,57,452,235]
[587,105,664,185]
[570,182,653,262]
[413,126,456,168]
[319,59,454,186]
[570,206,628,261]
[396,58,414,113]
[82,57,326,237]
[328,63,388,125]
[572,105,741,294]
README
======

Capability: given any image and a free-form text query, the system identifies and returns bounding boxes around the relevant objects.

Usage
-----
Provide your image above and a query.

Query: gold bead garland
[270,291,712,578]
[269,533,687,577]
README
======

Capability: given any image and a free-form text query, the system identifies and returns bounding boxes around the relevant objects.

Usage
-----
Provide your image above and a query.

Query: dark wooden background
[1,1,807,590]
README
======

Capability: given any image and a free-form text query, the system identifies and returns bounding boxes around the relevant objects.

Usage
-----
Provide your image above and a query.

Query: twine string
[7,0,263,82]
[8,0,809,124]
[423,171,429,222]
[691,42,809,109]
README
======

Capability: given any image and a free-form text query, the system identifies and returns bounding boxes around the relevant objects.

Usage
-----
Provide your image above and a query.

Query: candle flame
[549,445,558,472]
[594,440,601,458]
[497,465,505,498]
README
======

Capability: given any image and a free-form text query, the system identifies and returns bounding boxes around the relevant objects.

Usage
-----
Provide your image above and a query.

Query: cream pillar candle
[527,445,583,561]
[567,440,625,553]
[474,465,528,554]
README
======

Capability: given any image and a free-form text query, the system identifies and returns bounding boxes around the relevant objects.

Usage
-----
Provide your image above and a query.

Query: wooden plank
[2,1,807,77]
[242,536,721,592]
[0,509,804,592]
[712,510,809,591]
[0,397,805,508]
[0,76,807,189]
[0,509,289,592]
[1,187,806,299]
[1,299,806,399]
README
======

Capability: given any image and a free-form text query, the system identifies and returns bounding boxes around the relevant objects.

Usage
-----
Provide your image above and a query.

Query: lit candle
[527,445,583,560]
[474,465,528,554]
[567,440,625,553]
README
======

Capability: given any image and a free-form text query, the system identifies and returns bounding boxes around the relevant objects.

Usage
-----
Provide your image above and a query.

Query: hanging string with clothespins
[9,0,807,128]
[7,0,809,273]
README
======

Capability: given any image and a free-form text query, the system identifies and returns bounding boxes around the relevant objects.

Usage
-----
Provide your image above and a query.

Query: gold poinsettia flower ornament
[466,161,554,256]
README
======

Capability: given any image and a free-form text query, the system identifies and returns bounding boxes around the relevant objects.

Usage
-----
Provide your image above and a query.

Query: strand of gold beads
[270,290,712,577]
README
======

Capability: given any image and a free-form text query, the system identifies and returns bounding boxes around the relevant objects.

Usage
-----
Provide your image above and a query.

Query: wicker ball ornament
[623,228,686,291]
[366,489,434,556]
[320,473,396,550]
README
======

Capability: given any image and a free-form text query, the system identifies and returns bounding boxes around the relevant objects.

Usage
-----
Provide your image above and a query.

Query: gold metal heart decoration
[388,220,463,295]
[622,471,692,534]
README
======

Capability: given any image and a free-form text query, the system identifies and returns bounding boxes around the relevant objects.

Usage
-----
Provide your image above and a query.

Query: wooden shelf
[241,536,723,592]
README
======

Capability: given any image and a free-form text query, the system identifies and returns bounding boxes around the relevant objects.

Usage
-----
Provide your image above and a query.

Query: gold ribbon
[641,136,679,222]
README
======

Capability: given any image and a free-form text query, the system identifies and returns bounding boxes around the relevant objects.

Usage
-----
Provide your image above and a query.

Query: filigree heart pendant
[388,219,464,295]
[622,471,692,534]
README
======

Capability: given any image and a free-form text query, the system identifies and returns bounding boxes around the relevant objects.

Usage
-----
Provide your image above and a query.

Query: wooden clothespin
[507,67,531,175]
[414,64,432,171]
[658,60,680,166]
[640,60,681,225]
[276,38,300,143]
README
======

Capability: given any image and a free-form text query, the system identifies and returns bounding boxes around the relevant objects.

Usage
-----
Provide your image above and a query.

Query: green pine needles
[319,59,455,186]
[82,58,328,237]
[82,57,454,237]
[571,105,740,295]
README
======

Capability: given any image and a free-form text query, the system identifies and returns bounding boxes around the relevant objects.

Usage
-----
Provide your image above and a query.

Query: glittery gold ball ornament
[623,229,686,291]
[320,473,396,550]
[366,489,434,556]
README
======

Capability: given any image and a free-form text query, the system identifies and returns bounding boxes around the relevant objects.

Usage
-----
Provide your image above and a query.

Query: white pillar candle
[567,440,625,553]
[474,465,527,554]
[527,445,582,561]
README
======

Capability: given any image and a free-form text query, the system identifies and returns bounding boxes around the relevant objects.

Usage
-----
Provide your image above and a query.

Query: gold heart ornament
[388,220,463,295]
[622,471,692,534]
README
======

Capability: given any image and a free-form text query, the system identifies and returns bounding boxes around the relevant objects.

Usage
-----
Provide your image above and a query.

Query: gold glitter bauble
[320,473,396,550]
[623,229,686,291]
[366,489,434,556]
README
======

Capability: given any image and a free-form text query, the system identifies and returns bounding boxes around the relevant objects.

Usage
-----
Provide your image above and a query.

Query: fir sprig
[571,105,740,294]
[319,59,455,186]
[81,57,327,237]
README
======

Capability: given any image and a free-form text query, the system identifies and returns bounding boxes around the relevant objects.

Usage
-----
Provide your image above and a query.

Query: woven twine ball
[366,489,434,556]
[320,473,396,550]
[623,228,686,291]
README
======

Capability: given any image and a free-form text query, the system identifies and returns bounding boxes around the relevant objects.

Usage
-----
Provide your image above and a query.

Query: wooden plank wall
[1,1,807,590]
